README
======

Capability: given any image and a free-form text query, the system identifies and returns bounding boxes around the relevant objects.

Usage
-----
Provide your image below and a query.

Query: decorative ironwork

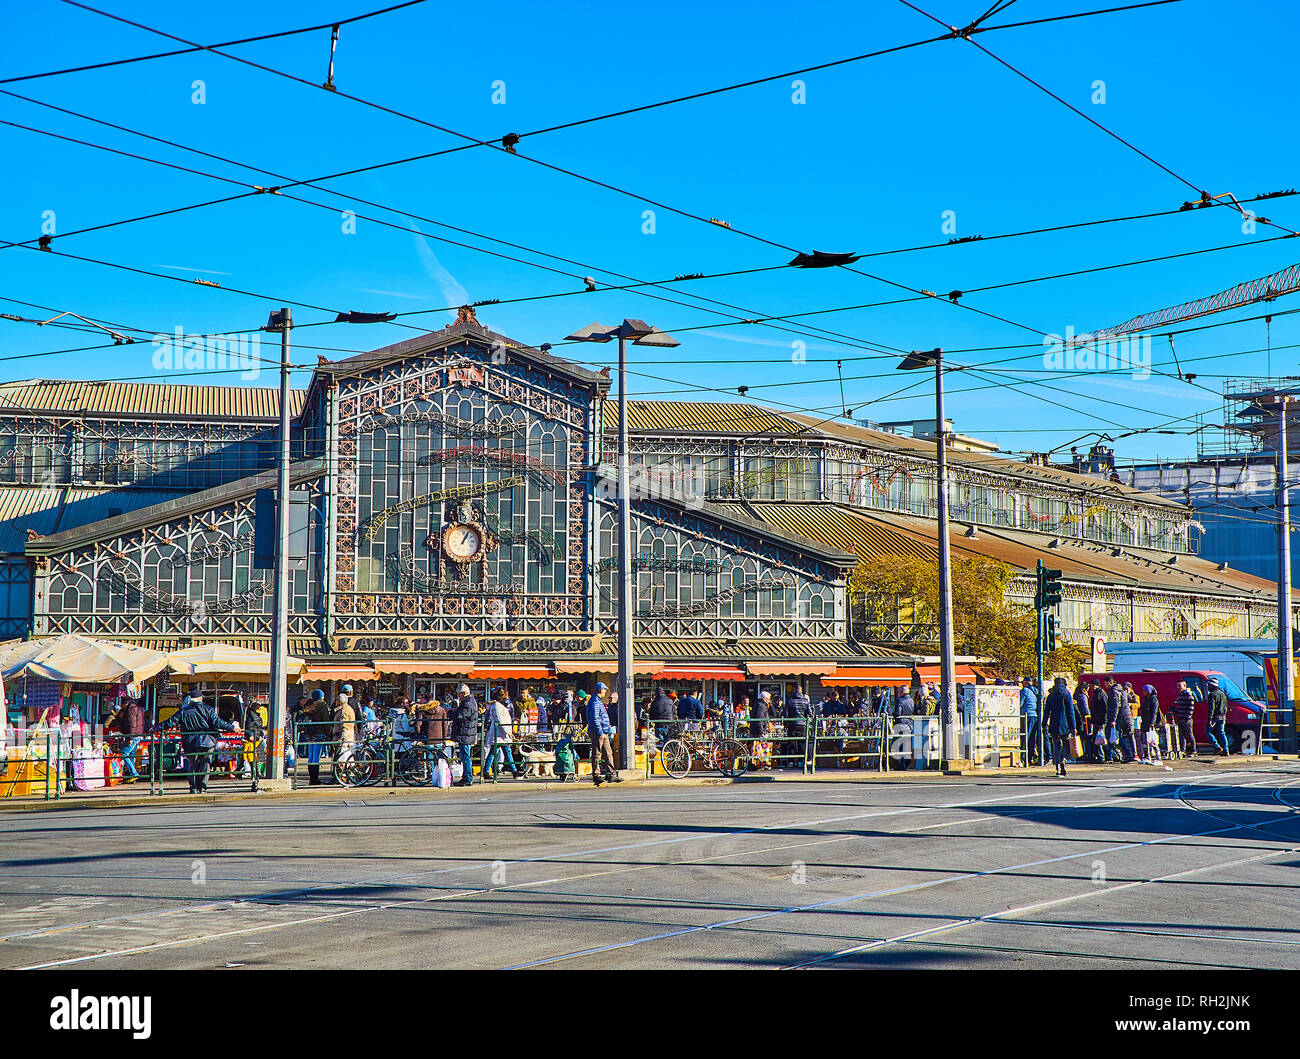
[644,574,796,617]
[360,475,526,542]
[417,445,565,488]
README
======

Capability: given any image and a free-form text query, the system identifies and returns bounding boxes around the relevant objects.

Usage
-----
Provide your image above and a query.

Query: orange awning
[302,664,376,681]
[555,660,611,674]
[469,665,554,679]
[373,659,474,676]
[746,662,838,678]
[659,665,745,681]
[914,663,979,682]
[821,665,913,688]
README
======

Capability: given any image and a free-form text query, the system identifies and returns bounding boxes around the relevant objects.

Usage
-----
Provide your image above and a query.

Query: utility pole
[897,348,957,763]
[265,308,292,782]
[1277,395,1295,754]
[615,329,634,770]
[931,352,958,764]
[565,319,679,770]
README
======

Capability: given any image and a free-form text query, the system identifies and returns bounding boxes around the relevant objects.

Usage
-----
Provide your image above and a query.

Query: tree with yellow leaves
[849,551,1084,678]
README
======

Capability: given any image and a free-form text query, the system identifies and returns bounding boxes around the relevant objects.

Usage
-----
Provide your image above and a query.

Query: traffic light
[1045,614,1060,652]
[1035,559,1063,610]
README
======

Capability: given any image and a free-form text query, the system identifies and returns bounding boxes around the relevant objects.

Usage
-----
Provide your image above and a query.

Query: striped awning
[915,663,979,682]
[302,663,377,681]
[555,660,612,674]
[469,665,554,679]
[746,662,838,678]
[658,665,745,681]
[821,665,914,688]
[373,659,473,676]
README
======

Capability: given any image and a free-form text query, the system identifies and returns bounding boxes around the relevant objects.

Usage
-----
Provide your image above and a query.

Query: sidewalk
[3,751,1292,812]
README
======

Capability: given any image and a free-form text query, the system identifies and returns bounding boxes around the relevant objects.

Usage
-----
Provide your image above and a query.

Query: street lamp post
[263,308,292,783]
[566,320,680,769]
[898,348,959,764]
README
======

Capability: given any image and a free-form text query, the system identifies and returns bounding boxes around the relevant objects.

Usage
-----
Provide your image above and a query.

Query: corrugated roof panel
[626,401,802,435]
[0,380,307,420]
[0,485,65,552]
[718,502,936,564]
[56,488,191,534]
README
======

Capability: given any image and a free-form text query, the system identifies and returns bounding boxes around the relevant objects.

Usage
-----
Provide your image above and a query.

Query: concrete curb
[3,754,1295,812]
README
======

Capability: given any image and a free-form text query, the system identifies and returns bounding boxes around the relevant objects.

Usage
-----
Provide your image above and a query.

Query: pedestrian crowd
[1016,674,1234,777]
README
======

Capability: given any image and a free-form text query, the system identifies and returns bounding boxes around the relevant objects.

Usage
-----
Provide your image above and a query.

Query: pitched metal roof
[25,459,327,555]
[0,379,306,420]
[866,510,1279,600]
[625,401,802,435]
[615,637,916,664]
[720,502,936,563]
[0,485,188,553]
[0,485,65,553]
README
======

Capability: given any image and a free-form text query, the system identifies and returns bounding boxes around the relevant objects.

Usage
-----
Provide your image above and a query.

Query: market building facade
[15,310,913,719]
[5,310,1291,726]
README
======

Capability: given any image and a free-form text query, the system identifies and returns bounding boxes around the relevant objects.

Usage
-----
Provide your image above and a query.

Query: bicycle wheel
[335,747,372,788]
[716,739,750,778]
[397,744,437,786]
[659,739,691,779]
[358,744,386,786]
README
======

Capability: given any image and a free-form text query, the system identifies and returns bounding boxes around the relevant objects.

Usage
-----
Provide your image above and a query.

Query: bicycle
[659,727,749,779]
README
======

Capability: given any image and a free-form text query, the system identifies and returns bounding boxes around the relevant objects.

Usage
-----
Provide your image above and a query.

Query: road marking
[1,773,1196,945]
[6,768,1290,967]
[505,775,1300,968]
[785,844,1299,969]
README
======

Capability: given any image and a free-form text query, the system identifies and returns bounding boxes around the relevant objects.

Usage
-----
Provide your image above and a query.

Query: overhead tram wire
[898,0,1300,241]
[0,0,431,84]
[10,6,1289,436]
[39,0,1198,350]
[13,110,1294,363]
[11,103,1294,379]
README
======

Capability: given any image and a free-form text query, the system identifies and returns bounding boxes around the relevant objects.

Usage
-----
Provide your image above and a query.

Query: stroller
[554,735,578,783]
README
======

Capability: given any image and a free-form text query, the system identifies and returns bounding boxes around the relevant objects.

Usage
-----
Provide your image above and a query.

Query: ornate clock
[432,501,498,581]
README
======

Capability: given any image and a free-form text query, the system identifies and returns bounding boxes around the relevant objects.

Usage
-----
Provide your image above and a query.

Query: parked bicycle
[658,728,749,778]
[335,736,450,787]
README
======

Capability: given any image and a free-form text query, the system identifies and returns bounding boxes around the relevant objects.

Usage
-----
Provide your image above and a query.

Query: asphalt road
[3,764,1299,970]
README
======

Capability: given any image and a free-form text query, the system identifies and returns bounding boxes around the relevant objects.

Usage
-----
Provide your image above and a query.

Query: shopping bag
[433,759,452,788]
[1093,729,1107,746]
[103,754,124,786]
[449,760,464,783]
[1068,735,1083,759]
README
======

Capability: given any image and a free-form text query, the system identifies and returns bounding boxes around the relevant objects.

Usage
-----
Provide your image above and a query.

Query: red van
[1078,670,1263,753]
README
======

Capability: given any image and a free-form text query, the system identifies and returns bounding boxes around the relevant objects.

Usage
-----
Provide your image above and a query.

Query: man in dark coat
[648,685,676,743]
[677,690,703,721]
[1043,677,1078,777]
[1174,680,1197,757]
[891,686,915,771]
[1087,682,1108,762]
[1206,677,1231,755]
[176,689,239,793]
[783,685,810,769]
[451,684,479,786]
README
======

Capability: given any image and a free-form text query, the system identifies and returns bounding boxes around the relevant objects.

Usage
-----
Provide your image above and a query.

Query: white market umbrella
[164,643,304,683]
[0,634,168,684]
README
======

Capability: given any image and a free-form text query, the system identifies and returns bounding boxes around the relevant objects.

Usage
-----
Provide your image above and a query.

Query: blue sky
[2,0,1298,463]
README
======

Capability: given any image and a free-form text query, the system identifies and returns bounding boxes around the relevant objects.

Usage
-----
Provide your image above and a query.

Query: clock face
[443,524,484,562]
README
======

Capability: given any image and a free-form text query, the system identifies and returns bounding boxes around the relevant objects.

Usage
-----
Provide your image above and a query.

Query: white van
[1105,639,1271,703]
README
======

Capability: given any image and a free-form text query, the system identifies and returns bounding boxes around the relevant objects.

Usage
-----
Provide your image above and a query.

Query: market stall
[0,634,168,796]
